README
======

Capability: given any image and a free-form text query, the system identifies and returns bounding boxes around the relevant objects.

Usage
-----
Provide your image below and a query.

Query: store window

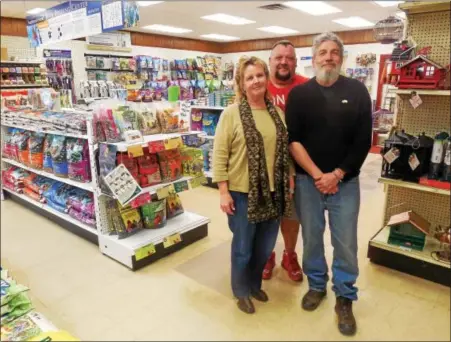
[406,66,414,76]
[426,65,435,76]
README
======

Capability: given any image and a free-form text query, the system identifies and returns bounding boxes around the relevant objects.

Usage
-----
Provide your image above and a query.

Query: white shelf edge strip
[2,158,94,192]
[2,188,98,235]
[191,105,224,110]
[1,122,88,139]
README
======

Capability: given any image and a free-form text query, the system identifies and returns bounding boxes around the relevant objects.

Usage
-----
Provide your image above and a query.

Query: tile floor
[1,154,450,341]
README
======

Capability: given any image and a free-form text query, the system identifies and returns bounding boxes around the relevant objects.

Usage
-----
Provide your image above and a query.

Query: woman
[212,56,294,314]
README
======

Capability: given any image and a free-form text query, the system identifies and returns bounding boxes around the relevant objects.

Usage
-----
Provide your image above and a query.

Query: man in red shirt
[264,40,309,282]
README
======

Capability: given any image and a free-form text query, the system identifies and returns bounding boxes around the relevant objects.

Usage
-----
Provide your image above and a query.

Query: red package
[137,148,162,187]
[116,152,139,182]
[23,187,41,201]
[17,131,30,166]
[157,148,182,182]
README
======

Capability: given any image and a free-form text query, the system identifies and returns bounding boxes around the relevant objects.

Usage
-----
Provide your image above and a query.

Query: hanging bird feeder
[374,15,404,44]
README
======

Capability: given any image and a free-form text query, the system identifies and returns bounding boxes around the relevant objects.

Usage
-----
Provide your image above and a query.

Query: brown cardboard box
[1,47,8,60]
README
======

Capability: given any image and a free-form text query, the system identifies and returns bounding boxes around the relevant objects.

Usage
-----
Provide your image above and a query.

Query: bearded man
[285,32,372,336]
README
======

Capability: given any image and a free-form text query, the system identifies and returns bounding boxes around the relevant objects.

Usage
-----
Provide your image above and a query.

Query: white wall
[222,42,393,100]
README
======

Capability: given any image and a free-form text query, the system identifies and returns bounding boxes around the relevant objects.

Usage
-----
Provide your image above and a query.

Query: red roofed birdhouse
[398,55,447,89]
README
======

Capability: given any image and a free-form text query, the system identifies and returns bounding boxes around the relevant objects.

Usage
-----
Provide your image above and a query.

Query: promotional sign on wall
[26,1,139,47]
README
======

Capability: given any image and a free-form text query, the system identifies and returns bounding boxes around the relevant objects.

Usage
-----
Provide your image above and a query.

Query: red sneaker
[282,250,303,282]
[262,251,276,280]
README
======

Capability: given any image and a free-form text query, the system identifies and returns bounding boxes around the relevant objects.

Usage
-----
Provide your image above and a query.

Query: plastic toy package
[157,148,182,182]
[140,199,167,229]
[66,138,91,183]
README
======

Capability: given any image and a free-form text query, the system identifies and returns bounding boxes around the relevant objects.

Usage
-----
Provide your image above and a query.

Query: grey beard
[315,67,340,84]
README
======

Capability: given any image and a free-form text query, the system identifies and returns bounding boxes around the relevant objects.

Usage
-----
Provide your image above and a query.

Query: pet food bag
[67,138,91,183]
[28,132,46,169]
[50,135,68,177]
[17,130,31,166]
[140,199,167,229]
[43,134,54,172]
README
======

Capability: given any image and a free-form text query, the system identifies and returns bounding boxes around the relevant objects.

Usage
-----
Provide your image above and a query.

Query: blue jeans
[228,191,280,298]
[295,174,360,301]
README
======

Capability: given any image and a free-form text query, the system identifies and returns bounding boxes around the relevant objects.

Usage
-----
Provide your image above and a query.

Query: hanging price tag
[409,93,423,109]
[148,140,165,153]
[408,153,420,170]
[127,144,144,158]
[164,136,183,150]
[130,192,151,208]
[383,147,400,164]
[174,180,189,193]
[163,233,182,248]
[135,243,156,261]
[190,175,207,188]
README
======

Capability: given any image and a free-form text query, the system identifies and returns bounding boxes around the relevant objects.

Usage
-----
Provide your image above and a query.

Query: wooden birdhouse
[387,211,431,251]
[398,55,447,89]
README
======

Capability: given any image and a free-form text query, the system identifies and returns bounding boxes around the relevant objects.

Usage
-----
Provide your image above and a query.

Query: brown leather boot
[335,297,357,336]
[301,289,327,311]
[237,297,255,314]
[251,289,269,302]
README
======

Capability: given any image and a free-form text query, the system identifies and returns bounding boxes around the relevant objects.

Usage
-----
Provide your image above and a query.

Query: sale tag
[148,140,165,153]
[190,175,207,188]
[156,185,173,200]
[130,192,151,208]
[164,136,183,150]
[383,147,400,164]
[127,144,144,158]
[135,243,156,261]
[174,180,189,193]
[408,153,420,171]
[409,94,423,109]
[163,233,182,248]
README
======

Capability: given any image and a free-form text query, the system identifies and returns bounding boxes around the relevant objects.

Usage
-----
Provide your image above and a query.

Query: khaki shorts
[283,197,298,221]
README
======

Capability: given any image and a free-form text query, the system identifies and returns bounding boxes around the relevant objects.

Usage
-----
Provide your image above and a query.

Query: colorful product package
[99,144,117,195]
[202,112,220,136]
[141,199,167,229]
[157,148,182,182]
[100,108,122,143]
[118,204,143,239]
[0,292,33,323]
[138,107,161,135]
[28,132,46,169]
[23,187,41,201]
[0,277,29,307]
[116,152,139,182]
[66,138,91,183]
[137,150,162,187]
[50,135,68,177]
[23,175,54,195]
[0,313,42,341]
[17,130,31,166]
[68,207,96,227]
[67,189,95,218]
[43,134,54,172]
[2,128,14,159]
[2,167,29,187]
[166,192,184,218]
[190,110,203,131]
[181,147,204,177]
[157,106,180,133]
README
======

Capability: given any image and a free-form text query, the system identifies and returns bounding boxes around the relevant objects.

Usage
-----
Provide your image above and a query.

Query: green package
[1,292,33,322]
[1,277,29,307]
[0,313,42,341]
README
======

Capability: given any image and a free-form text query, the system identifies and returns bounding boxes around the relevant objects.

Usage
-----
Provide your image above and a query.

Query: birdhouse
[387,211,431,251]
[398,55,447,89]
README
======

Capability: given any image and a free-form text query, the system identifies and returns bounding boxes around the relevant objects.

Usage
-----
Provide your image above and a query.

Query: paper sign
[383,147,400,164]
[174,180,189,193]
[135,243,156,261]
[409,94,423,109]
[156,184,176,199]
[408,153,420,171]
[148,140,165,153]
[164,137,183,150]
[190,175,207,188]
[163,233,182,248]
[129,192,151,208]
[124,130,143,144]
[127,144,144,158]
[104,164,142,206]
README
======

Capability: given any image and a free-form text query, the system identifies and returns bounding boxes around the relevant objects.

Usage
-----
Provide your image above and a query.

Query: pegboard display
[407,10,451,67]
[395,94,450,136]
[384,185,450,228]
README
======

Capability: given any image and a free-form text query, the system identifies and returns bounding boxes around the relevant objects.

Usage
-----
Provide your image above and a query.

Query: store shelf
[190,131,215,139]
[3,188,98,236]
[191,105,224,111]
[99,211,209,269]
[86,68,135,72]
[399,1,450,14]
[1,122,88,139]
[394,89,450,96]
[379,177,450,196]
[0,84,48,88]
[1,60,43,65]
[110,132,184,152]
[2,158,95,192]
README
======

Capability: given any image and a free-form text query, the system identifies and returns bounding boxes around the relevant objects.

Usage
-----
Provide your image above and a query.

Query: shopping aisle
[1,155,449,341]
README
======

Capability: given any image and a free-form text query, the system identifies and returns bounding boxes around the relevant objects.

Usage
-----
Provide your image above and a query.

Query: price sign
[174,180,189,193]
[127,144,144,158]
[163,233,182,248]
[164,136,183,150]
[156,184,175,199]
[135,243,156,261]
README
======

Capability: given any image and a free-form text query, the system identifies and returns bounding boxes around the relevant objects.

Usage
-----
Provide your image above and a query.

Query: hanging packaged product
[103,164,142,206]
[202,112,220,136]
[66,138,91,183]
[428,132,450,180]
[141,199,167,229]
[117,204,144,237]
[191,109,203,131]
[138,107,161,135]
[157,104,180,133]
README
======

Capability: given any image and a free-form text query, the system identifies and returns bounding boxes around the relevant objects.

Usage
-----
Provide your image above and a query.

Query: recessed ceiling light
[201,34,240,41]
[136,1,164,7]
[142,24,192,34]
[395,11,406,19]
[27,8,46,15]
[283,1,342,16]
[201,13,255,25]
[374,1,404,7]
[333,16,375,28]
[257,26,299,35]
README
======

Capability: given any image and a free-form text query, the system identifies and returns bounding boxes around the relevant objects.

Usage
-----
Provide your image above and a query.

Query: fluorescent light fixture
[142,24,192,34]
[283,1,342,16]
[201,13,255,25]
[395,11,406,19]
[333,16,375,28]
[374,1,404,7]
[201,34,240,41]
[26,8,46,15]
[257,26,299,35]
[136,1,163,7]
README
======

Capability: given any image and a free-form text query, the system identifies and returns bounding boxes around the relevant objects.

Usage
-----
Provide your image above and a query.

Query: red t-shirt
[268,74,310,112]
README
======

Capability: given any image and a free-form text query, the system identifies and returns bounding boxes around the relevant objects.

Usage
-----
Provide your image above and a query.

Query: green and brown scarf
[238,97,292,223]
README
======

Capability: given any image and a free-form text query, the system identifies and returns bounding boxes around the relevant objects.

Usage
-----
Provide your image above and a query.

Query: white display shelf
[191,105,224,111]
[1,84,48,88]
[0,60,43,65]
[379,177,450,196]
[369,226,450,269]
[394,89,450,96]
[2,158,95,192]
[1,122,88,139]
[2,188,98,236]
[141,176,193,195]
[189,131,214,139]
[110,132,184,152]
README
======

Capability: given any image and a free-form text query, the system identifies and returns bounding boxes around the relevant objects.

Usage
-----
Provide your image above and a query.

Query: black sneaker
[301,289,327,311]
[335,296,357,336]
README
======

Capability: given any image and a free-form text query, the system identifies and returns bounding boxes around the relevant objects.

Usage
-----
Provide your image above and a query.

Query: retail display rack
[1,101,210,270]
[367,2,451,287]
[1,60,48,89]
